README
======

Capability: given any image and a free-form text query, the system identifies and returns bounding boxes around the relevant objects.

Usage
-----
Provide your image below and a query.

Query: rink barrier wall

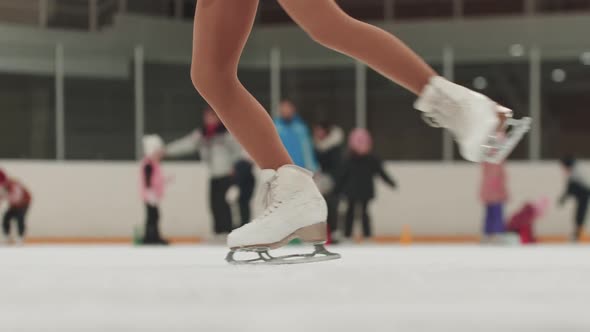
[0,160,586,242]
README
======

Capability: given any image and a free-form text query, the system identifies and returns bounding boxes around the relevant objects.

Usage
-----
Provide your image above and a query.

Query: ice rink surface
[1,244,589,332]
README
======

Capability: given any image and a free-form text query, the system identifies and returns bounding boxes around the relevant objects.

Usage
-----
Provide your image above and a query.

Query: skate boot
[415,76,531,163]
[226,165,341,265]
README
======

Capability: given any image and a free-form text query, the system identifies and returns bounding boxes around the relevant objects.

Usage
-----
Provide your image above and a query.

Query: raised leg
[277,0,436,95]
[278,0,527,164]
[191,0,292,170]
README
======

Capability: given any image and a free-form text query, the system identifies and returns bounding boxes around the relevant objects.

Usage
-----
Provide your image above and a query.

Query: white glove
[225,186,240,204]
[314,172,334,195]
[145,190,159,206]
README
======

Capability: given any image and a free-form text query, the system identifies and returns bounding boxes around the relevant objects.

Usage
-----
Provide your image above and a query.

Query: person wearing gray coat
[166,109,252,236]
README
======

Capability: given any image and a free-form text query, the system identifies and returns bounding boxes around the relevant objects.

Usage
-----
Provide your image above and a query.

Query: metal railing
[0,0,590,31]
[4,41,587,161]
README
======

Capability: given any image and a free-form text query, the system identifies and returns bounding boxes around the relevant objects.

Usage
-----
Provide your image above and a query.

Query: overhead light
[473,76,488,90]
[580,52,590,65]
[509,44,525,57]
[551,69,566,83]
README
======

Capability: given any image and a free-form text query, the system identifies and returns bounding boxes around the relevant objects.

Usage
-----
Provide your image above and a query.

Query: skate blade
[482,117,531,164]
[226,244,341,265]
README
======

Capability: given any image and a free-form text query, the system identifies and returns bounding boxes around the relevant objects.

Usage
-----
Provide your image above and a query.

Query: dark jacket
[560,166,590,205]
[336,154,396,201]
[314,126,345,181]
[560,181,590,205]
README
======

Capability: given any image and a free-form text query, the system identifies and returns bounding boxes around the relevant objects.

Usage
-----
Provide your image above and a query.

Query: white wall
[0,160,580,238]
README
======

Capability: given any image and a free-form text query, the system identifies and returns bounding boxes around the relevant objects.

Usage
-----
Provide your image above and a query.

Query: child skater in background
[140,135,169,245]
[336,128,396,241]
[505,197,550,244]
[166,108,249,241]
[558,156,590,242]
[0,169,32,245]
[480,159,509,242]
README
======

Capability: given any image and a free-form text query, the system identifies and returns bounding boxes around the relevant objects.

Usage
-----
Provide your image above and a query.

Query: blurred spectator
[140,135,169,245]
[505,197,550,244]
[166,108,251,240]
[558,156,590,242]
[480,160,509,241]
[313,121,345,243]
[274,100,318,171]
[0,169,32,245]
[231,159,256,226]
[336,128,396,240]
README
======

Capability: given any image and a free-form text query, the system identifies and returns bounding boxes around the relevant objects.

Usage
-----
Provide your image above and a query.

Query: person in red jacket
[505,197,550,244]
[0,169,32,245]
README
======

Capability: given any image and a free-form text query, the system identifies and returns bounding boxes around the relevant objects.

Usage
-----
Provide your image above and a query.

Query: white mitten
[225,186,240,204]
[145,190,159,206]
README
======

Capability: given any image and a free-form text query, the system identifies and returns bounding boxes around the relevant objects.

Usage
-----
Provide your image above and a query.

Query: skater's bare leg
[191,0,292,170]
[278,0,521,164]
[277,0,436,95]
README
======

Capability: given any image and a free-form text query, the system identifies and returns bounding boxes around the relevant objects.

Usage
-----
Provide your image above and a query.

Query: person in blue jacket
[274,100,318,171]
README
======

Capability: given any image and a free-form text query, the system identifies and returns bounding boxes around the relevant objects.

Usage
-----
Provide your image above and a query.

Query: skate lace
[260,175,282,218]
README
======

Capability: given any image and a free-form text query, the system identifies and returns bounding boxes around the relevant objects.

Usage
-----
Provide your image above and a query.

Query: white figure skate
[415,76,531,163]
[226,165,341,265]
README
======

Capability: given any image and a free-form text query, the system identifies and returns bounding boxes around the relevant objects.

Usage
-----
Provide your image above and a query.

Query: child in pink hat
[336,128,396,240]
[140,135,169,245]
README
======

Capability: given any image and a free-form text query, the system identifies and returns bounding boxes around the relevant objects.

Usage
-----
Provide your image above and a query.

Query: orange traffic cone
[581,230,589,243]
[400,224,413,245]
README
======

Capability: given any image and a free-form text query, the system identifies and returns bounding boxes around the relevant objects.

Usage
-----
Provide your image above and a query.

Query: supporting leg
[191,0,292,170]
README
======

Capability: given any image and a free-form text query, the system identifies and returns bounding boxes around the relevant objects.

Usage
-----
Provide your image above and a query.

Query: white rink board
[0,245,589,332]
[0,160,585,237]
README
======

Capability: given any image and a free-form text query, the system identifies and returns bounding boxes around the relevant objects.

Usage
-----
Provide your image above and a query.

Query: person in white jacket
[166,109,253,239]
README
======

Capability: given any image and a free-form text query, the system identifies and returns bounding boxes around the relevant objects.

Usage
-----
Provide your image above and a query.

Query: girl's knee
[304,23,342,49]
[190,64,214,95]
[298,10,352,49]
[190,63,235,99]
